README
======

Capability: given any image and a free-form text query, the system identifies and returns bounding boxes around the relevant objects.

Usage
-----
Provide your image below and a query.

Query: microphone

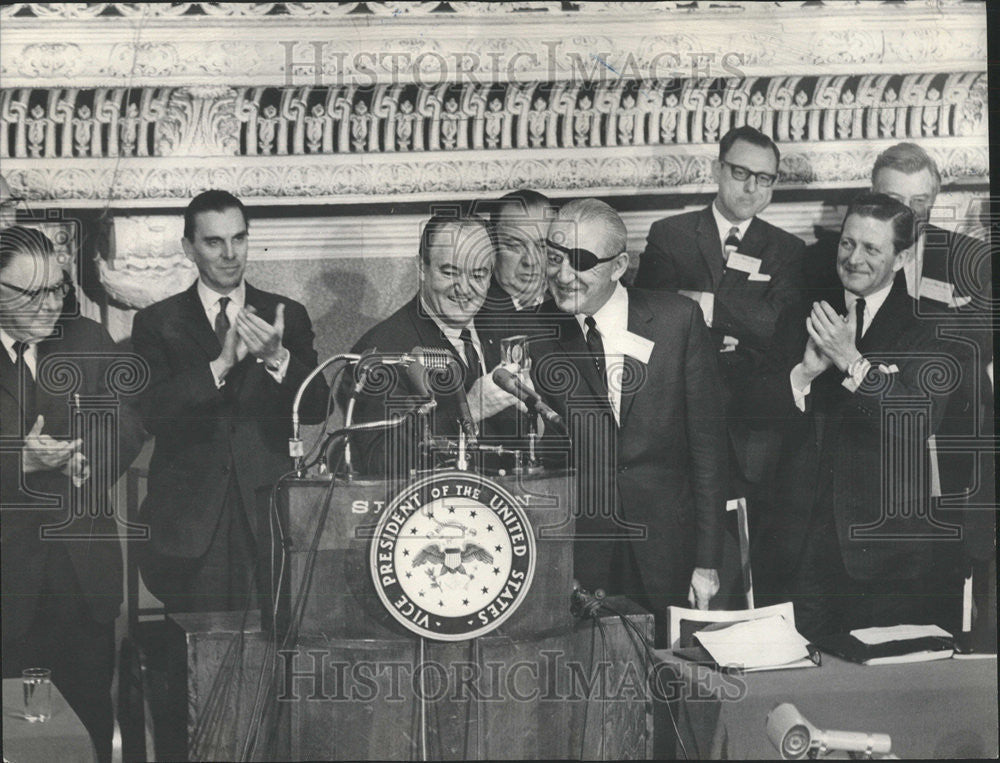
[766,703,892,759]
[412,346,479,444]
[492,367,567,436]
[404,355,438,417]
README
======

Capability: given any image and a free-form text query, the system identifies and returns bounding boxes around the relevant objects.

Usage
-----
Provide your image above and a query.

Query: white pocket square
[747,272,771,282]
[877,364,900,374]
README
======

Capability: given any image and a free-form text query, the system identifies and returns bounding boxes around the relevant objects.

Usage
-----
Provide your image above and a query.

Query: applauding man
[132,190,327,614]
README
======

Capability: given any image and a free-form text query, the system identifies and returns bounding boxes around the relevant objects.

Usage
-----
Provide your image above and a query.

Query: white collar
[845,279,894,322]
[576,281,628,336]
[0,327,30,363]
[711,201,753,245]
[196,279,245,315]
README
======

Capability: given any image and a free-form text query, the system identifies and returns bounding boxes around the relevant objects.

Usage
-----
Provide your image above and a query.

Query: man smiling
[532,198,727,644]
[131,190,327,614]
[750,193,963,638]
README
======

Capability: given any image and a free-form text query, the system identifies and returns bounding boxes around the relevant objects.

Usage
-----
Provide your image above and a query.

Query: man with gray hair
[531,198,728,643]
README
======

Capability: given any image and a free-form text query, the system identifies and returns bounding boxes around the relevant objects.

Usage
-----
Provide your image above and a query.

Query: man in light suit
[634,126,804,526]
[131,190,327,614]
[2,226,144,762]
[348,213,527,478]
[751,194,964,639]
[532,198,727,645]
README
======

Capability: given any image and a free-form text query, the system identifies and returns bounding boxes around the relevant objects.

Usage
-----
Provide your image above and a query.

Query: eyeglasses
[545,238,620,272]
[0,276,72,302]
[720,160,777,188]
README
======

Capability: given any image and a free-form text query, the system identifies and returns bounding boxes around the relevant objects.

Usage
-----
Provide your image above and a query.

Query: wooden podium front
[172,470,654,761]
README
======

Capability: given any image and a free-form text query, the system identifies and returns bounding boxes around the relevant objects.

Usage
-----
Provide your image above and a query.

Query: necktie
[723,226,741,263]
[215,296,231,346]
[584,316,607,392]
[854,297,866,347]
[13,340,37,426]
[459,328,481,390]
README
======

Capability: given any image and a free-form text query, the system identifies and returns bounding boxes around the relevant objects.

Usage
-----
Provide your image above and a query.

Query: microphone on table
[766,703,893,759]
[492,367,567,437]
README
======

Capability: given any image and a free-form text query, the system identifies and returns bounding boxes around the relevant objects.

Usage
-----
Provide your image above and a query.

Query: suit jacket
[531,288,727,600]
[1,317,144,641]
[634,205,805,488]
[130,281,327,559]
[750,280,960,582]
[347,294,534,477]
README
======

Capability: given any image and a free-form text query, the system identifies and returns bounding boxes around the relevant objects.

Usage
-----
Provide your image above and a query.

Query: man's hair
[183,189,248,241]
[0,225,55,273]
[843,192,916,254]
[418,213,494,265]
[719,125,780,167]
[488,189,555,224]
[556,198,628,258]
[871,142,941,193]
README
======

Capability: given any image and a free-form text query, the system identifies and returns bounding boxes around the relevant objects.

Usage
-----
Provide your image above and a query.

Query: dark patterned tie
[584,316,607,392]
[854,297,866,348]
[215,296,231,346]
[459,328,482,390]
[723,226,740,263]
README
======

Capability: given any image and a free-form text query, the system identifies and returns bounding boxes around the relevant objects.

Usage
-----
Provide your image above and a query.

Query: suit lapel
[180,282,223,361]
[739,217,767,262]
[553,312,609,402]
[619,290,653,428]
[696,206,725,288]
[858,281,912,354]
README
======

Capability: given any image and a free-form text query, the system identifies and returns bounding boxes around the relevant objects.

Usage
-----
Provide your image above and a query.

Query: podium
[176,469,654,760]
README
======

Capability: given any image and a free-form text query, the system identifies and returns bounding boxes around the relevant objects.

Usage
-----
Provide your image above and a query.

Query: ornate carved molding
[1,74,986,161]
[1,3,987,88]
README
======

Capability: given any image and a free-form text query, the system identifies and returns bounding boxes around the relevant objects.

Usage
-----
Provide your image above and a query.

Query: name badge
[619,331,654,364]
[727,252,763,275]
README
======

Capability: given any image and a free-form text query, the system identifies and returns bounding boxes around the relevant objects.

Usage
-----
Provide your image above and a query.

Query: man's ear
[892,246,911,273]
[610,251,630,281]
[181,237,194,262]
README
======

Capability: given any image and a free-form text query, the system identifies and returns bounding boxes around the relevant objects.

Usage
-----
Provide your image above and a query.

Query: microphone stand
[289,353,360,477]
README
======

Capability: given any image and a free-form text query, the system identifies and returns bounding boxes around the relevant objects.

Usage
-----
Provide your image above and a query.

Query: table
[2,678,97,763]
[652,652,998,759]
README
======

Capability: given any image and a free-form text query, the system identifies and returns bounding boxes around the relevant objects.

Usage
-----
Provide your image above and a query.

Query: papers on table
[694,614,817,672]
[816,624,956,666]
[851,624,952,646]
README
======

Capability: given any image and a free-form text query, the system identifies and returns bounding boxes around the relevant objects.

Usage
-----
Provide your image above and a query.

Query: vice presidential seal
[369,471,536,641]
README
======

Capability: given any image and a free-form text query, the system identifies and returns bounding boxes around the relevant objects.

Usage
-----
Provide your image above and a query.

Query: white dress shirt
[421,298,487,378]
[576,282,629,424]
[901,233,925,300]
[199,279,288,387]
[1,328,37,378]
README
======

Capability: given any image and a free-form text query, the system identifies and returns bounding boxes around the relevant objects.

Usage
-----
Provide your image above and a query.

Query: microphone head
[411,346,464,394]
[492,366,517,392]
[766,704,814,760]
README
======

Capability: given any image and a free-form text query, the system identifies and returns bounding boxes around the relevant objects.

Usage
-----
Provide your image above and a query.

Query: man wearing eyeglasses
[1,226,144,762]
[635,126,805,597]
[531,198,727,644]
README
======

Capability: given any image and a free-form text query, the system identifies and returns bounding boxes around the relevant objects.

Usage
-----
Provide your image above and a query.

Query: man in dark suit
[348,213,528,478]
[2,226,144,762]
[634,126,804,530]
[477,189,554,318]
[131,190,327,614]
[532,199,727,644]
[751,194,964,639]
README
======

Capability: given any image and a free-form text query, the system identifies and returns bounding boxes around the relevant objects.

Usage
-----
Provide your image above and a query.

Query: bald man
[531,198,727,644]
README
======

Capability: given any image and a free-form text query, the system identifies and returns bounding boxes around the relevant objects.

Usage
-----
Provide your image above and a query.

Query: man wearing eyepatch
[530,198,727,645]
[634,126,805,599]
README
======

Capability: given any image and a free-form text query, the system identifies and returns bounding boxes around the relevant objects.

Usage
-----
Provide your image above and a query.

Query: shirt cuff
[790,363,811,412]
[841,356,871,393]
[261,347,290,383]
[700,292,715,327]
[209,358,228,389]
